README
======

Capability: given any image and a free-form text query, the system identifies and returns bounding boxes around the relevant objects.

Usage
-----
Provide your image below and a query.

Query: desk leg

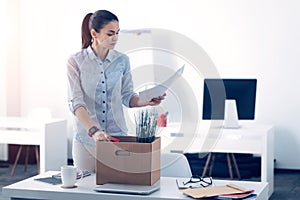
[227,153,233,179]
[261,127,274,197]
[231,153,241,180]
[35,146,40,174]
[10,146,23,176]
[202,153,212,177]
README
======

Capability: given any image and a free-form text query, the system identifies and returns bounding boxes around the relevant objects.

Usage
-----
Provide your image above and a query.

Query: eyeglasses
[183,175,213,187]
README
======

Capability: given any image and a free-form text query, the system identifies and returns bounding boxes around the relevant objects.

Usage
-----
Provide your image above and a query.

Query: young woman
[67,10,165,172]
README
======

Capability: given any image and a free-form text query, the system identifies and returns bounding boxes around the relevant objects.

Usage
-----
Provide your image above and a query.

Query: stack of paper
[139,65,185,102]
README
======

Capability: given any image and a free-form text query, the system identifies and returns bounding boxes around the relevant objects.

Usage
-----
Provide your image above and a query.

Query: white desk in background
[0,117,67,173]
[160,122,274,198]
[2,171,268,200]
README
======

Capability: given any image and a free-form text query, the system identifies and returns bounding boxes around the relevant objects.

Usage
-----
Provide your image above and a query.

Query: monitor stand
[223,99,240,129]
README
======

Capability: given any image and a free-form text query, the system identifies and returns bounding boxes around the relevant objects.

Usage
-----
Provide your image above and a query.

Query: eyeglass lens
[183,176,212,187]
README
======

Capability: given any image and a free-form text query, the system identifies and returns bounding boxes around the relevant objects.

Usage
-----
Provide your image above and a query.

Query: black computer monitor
[202,79,257,120]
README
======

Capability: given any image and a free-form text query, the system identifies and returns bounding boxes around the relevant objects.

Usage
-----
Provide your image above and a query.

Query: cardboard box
[96,136,161,185]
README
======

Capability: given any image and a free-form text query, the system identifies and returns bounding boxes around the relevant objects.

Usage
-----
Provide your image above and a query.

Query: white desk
[2,171,268,200]
[0,117,67,173]
[160,122,274,197]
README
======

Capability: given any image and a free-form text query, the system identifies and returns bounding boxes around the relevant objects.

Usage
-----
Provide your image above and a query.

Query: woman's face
[92,20,120,49]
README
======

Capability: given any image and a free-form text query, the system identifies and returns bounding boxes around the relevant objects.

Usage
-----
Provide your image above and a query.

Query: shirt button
[101,71,103,74]
[103,111,105,113]
[102,91,105,93]
[102,120,105,123]
[102,81,105,84]
[103,101,106,103]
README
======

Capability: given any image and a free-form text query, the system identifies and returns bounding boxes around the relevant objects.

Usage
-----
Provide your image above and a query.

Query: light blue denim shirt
[67,46,137,146]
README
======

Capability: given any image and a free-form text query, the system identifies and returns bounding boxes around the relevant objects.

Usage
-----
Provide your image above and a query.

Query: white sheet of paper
[139,65,185,102]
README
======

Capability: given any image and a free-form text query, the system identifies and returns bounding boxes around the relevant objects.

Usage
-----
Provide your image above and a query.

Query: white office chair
[10,107,52,176]
[161,153,192,178]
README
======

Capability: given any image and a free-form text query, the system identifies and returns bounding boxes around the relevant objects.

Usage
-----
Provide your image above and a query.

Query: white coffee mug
[61,165,78,188]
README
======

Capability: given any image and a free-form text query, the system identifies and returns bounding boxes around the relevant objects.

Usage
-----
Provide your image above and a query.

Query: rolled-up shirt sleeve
[67,55,87,114]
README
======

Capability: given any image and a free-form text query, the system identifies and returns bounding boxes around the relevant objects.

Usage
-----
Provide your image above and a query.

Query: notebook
[34,177,62,185]
[94,181,160,195]
[34,170,91,185]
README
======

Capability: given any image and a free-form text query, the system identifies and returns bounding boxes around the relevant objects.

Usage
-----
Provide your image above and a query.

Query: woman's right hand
[92,131,110,142]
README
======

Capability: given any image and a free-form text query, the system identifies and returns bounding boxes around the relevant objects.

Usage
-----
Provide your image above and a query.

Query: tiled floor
[0,164,38,199]
[270,169,300,200]
[0,164,300,199]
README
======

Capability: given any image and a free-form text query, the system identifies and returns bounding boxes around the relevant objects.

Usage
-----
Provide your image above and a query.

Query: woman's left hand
[148,93,166,106]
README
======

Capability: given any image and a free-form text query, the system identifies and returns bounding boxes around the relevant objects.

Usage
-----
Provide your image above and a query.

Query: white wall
[0,0,7,116]
[4,0,300,169]
[0,0,8,161]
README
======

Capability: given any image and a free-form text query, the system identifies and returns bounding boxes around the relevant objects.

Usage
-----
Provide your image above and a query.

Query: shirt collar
[86,46,117,63]
[87,46,97,60]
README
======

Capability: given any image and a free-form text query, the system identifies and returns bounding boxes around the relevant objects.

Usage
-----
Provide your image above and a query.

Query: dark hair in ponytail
[81,10,119,49]
[81,13,93,49]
